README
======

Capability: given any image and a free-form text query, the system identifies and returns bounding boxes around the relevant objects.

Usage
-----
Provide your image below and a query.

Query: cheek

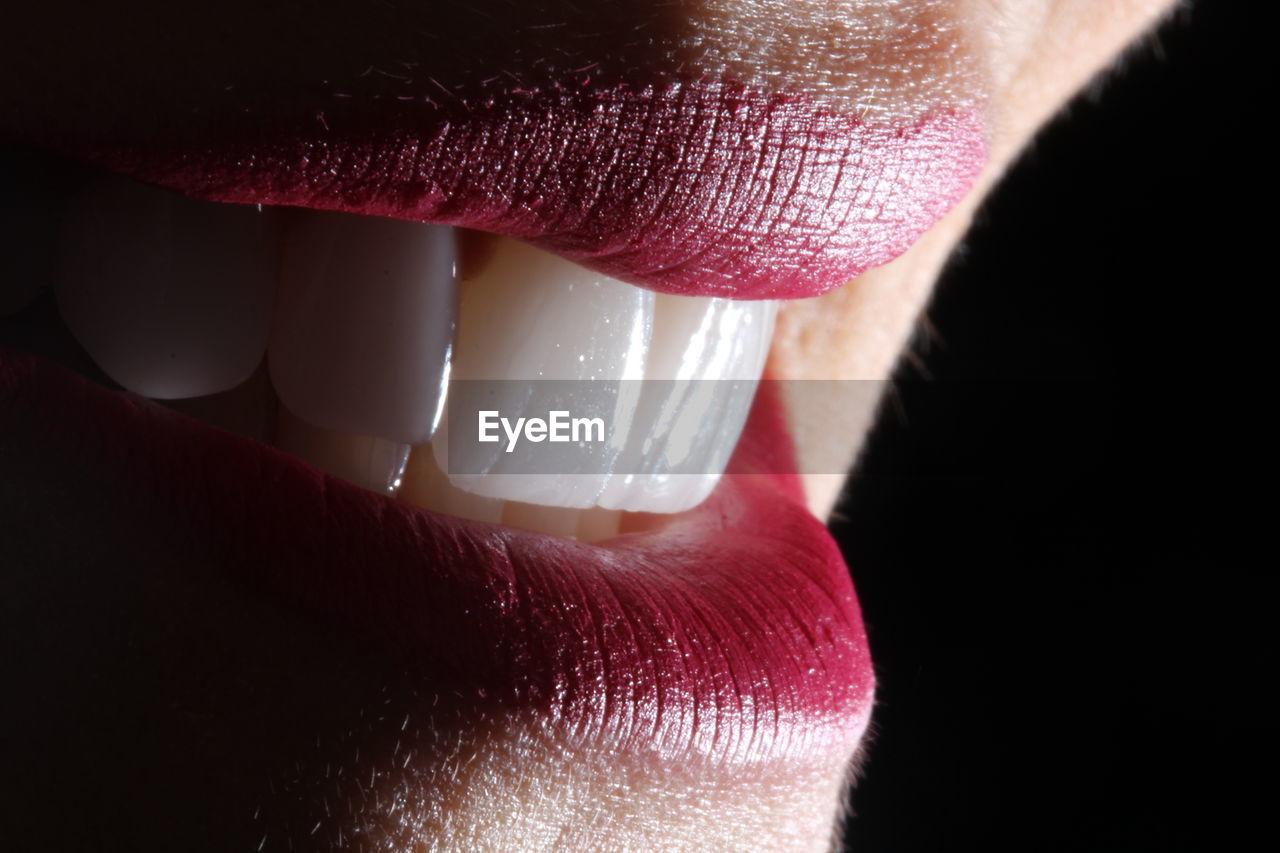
[678,0,988,119]
[769,0,1175,518]
[771,197,978,517]
[975,0,1176,160]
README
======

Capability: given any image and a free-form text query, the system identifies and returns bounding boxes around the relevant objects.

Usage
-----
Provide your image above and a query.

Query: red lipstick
[49,81,984,300]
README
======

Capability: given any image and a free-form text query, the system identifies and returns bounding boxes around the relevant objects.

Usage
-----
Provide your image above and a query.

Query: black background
[834,3,1261,850]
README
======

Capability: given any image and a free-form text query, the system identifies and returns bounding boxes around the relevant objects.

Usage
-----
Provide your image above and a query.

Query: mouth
[0,5,985,767]
[1,135,886,767]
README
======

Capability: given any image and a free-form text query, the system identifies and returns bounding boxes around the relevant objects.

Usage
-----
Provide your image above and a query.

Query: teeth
[574,507,625,541]
[163,363,279,445]
[399,433,622,541]
[275,407,411,494]
[268,211,455,446]
[53,176,280,398]
[434,237,774,516]
[500,500,586,539]
[0,147,64,316]
[398,445,504,524]
[32,166,779,527]
[436,237,654,509]
[596,294,776,513]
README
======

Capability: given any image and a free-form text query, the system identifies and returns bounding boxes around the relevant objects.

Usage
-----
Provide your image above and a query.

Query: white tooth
[490,502,622,541]
[437,237,653,509]
[596,294,777,514]
[500,501,583,539]
[268,211,455,446]
[0,147,63,316]
[275,407,410,494]
[575,507,623,542]
[398,443,504,524]
[53,176,279,398]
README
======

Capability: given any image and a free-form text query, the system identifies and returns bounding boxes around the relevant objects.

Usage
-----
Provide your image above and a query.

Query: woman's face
[1,1,1171,849]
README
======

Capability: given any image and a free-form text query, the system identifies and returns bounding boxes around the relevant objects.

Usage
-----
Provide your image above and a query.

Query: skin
[0,1,1174,850]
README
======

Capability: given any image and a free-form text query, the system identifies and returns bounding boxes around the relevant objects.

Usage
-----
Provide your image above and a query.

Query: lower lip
[48,81,984,301]
[0,345,875,764]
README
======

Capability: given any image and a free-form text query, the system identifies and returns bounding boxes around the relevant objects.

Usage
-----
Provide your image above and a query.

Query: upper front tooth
[434,236,776,517]
[436,236,654,509]
[268,211,455,446]
[53,176,280,398]
[596,294,777,513]
[447,236,652,382]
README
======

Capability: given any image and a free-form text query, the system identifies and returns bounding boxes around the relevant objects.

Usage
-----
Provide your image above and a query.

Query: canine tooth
[275,408,410,494]
[596,295,777,513]
[0,147,64,316]
[268,211,454,446]
[53,176,280,398]
[437,237,653,509]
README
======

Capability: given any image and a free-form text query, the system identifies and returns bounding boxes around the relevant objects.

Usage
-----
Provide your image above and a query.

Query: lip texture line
[0,346,875,766]
[50,80,985,300]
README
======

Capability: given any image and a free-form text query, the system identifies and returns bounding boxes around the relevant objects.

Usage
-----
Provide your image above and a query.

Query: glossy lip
[0,345,875,766]
[40,80,986,300]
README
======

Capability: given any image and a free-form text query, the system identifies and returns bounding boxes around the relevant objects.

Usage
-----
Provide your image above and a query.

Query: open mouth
[0,140,893,770]
[0,2,989,807]
[22,159,787,529]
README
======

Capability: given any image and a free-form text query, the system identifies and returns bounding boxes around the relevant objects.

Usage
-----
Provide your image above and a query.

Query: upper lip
[0,347,875,765]
[15,79,985,301]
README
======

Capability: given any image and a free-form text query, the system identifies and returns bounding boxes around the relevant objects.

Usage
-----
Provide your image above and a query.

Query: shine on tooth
[268,210,455,446]
[436,236,653,509]
[53,176,280,398]
[595,294,777,514]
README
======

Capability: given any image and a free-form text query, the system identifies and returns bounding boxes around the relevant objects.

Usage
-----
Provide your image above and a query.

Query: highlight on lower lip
[63,80,986,300]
